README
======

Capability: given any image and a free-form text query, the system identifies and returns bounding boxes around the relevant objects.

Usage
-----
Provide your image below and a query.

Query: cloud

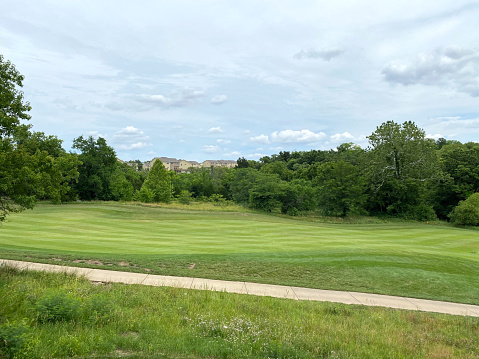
[202,145,221,153]
[250,134,270,144]
[426,133,444,140]
[217,139,231,144]
[223,151,241,157]
[208,126,224,134]
[135,88,205,107]
[330,132,355,143]
[271,129,326,144]
[247,153,268,159]
[87,130,106,139]
[113,126,149,150]
[211,94,227,104]
[294,48,344,61]
[382,46,479,97]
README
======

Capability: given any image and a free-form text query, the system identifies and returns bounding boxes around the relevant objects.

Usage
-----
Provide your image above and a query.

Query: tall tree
[0,55,38,221]
[72,136,117,200]
[314,160,366,217]
[366,121,439,217]
[138,160,172,203]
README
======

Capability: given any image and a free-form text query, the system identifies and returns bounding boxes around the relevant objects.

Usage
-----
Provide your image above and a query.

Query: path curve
[2,259,478,317]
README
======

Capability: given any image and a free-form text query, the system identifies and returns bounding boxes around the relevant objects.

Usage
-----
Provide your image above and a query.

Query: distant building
[202,160,237,168]
[130,157,237,172]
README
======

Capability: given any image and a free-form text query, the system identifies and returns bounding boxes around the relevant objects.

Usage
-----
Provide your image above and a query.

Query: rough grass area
[1,266,478,359]
[1,202,479,304]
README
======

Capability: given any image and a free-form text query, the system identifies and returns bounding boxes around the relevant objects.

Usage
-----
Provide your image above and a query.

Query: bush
[177,190,193,205]
[286,207,299,216]
[0,321,29,359]
[449,193,479,226]
[413,204,437,222]
[84,294,116,324]
[35,291,81,323]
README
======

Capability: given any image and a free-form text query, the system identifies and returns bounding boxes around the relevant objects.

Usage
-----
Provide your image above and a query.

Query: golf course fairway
[1,202,478,305]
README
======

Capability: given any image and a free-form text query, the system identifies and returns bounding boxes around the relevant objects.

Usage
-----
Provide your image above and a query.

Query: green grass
[1,267,478,359]
[1,202,479,304]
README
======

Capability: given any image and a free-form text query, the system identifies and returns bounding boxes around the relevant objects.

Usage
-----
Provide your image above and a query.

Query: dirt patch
[50,258,63,262]
[118,261,130,267]
[143,268,151,272]
[189,263,196,269]
[73,259,104,265]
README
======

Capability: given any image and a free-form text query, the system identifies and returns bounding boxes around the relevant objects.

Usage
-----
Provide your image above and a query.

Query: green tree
[249,173,284,212]
[138,160,172,203]
[366,121,439,217]
[0,55,49,221]
[449,193,479,226]
[314,160,366,217]
[72,136,117,200]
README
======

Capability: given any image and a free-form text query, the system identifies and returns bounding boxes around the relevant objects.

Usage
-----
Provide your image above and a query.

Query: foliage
[367,121,439,217]
[0,321,29,359]
[449,193,479,226]
[138,160,172,203]
[177,190,193,205]
[35,291,81,323]
[72,136,117,201]
[314,160,366,216]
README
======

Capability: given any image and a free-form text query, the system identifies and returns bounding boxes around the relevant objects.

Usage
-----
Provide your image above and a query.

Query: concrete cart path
[2,259,479,318]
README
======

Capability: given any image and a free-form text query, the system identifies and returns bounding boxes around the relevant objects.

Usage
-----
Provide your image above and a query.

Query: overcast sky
[1,0,478,161]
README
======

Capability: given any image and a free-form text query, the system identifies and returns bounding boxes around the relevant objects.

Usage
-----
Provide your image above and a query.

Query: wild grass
[0,266,478,358]
[1,202,478,305]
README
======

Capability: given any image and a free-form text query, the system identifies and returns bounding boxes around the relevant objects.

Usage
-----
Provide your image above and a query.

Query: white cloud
[223,151,241,157]
[330,132,355,143]
[208,126,224,134]
[113,126,149,151]
[87,131,106,139]
[243,130,251,134]
[202,145,221,153]
[247,153,268,159]
[250,134,270,144]
[211,94,227,104]
[382,47,479,97]
[269,146,284,151]
[294,48,344,61]
[271,129,326,144]
[136,88,205,107]
[217,139,231,144]
[426,133,444,140]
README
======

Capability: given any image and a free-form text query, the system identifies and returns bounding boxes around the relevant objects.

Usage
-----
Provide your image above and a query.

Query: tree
[1,55,31,138]
[72,136,117,200]
[449,193,479,226]
[137,160,172,203]
[314,160,366,217]
[0,55,38,221]
[366,121,439,217]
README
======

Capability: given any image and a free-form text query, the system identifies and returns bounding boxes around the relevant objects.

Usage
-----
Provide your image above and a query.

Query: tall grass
[0,266,478,358]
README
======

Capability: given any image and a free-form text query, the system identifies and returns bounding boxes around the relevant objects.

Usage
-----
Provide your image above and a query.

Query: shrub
[413,203,437,222]
[177,190,193,205]
[286,207,299,216]
[449,193,479,226]
[84,294,116,324]
[0,321,29,359]
[35,291,81,323]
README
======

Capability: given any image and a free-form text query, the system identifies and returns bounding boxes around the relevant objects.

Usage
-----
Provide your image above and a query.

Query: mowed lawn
[1,202,478,305]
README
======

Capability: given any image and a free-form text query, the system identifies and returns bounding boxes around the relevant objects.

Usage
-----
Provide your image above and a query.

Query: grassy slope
[1,267,478,359]
[0,202,478,304]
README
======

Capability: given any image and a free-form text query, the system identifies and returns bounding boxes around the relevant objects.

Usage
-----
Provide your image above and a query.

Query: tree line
[1,54,478,225]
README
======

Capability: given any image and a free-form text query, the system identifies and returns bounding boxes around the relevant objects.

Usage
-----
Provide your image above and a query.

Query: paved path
[2,259,479,317]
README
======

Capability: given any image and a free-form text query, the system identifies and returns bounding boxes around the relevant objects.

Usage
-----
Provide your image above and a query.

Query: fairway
[1,202,478,304]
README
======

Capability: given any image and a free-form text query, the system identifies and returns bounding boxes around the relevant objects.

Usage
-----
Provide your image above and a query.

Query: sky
[1,0,478,162]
